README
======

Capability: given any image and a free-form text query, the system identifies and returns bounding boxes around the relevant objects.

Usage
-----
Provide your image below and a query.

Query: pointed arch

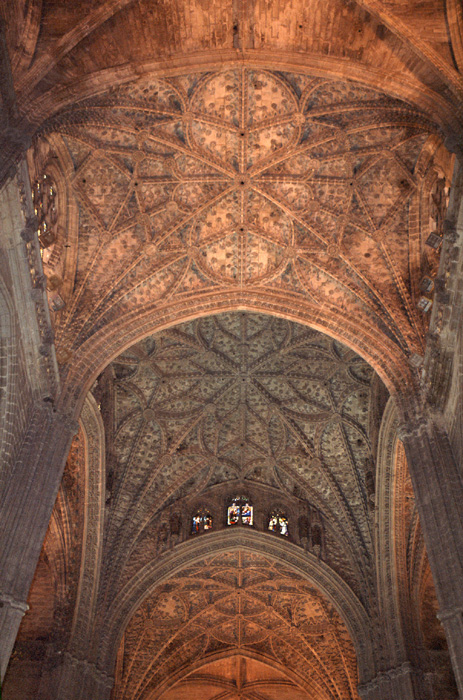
[98,529,376,684]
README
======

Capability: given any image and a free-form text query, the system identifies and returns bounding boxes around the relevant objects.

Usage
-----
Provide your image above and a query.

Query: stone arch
[67,393,106,651]
[58,290,415,418]
[375,398,409,669]
[29,56,459,135]
[375,397,431,677]
[48,65,448,418]
[97,528,376,685]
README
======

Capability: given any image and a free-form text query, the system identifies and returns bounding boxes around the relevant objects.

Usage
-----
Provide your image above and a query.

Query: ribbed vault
[155,656,313,700]
[31,66,450,400]
[3,0,463,133]
[0,3,461,700]
[113,551,358,700]
[99,312,377,606]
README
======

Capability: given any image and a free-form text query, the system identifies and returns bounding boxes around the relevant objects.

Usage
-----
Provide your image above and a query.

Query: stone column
[0,402,78,680]
[437,606,463,695]
[358,662,432,700]
[398,410,463,697]
[0,594,28,683]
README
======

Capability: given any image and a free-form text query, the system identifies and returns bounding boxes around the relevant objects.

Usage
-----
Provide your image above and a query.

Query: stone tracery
[37,68,447,393]
[0,2,461,696]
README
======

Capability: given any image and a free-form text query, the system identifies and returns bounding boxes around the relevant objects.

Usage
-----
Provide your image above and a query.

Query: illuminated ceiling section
[103,313,376,601]
[113,551,358,700]
[39,68,443,390]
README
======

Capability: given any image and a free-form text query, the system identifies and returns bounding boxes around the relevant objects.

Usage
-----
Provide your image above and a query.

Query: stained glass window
[191,509,212,534]
[227,496,253,526]
[268,511,289,536]
[32,174,58,257]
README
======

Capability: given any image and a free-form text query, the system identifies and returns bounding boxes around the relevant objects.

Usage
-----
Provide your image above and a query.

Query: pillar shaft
[0,404,77,680]
[0,595,28,679]
[399,412,463,697]
[438,607,463,695]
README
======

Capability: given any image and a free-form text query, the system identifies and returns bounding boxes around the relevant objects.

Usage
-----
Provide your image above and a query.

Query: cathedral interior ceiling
[30,67,450,398]
[100,313,376,602]
[3,0,463,132]
[113,551,358,700]
[154,655,317,700]
[1,1,460,698]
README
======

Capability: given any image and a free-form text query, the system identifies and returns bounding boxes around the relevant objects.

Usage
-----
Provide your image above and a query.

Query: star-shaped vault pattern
[99,313,376,605]
[41,67,441,384]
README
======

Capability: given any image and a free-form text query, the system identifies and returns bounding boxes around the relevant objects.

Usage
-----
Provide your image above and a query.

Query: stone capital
[358,662,430,700]
[51,410,80,437]
[0,592,28,615]
[396,414,429,442]
[33,402,80,436]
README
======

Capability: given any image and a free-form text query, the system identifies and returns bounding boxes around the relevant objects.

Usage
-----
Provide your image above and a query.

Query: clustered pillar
[398,409,463,698]
[0,403,78,680]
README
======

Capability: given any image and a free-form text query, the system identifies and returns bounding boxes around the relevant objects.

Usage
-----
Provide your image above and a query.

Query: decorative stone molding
[358,661,431,700]
[64,652,114,688]
[52,652,114,700]
[375,398,407,667]
[68,394,105,653]
[0,593,28,615]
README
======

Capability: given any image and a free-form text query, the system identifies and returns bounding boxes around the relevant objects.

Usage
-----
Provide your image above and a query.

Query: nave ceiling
[113,551,358,700]
[0,1,460,698]
[28,66,452,400]
[2,0,463,134]
[99,312,377,601]
[6,313,457,699]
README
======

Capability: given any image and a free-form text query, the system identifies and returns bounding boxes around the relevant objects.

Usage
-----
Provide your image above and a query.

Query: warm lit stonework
[1,2,463,700]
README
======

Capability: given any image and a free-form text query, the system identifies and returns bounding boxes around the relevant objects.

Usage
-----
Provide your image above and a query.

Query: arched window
[268,511,289,536]
[310,510,324,557]
[32,174,58,257]
[227,496,253,526]
[191,508,213,534]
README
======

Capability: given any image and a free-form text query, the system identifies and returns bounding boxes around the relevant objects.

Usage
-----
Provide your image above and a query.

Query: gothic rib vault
[114,552,358,700]
[0,2,462,699]
[32,67,450,397]
[102,314,375,600]
[6,315,456,699]
[7,65,457,700]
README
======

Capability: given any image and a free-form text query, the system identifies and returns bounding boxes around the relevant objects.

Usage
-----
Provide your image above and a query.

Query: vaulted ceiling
[28,66,451,399]
[3,0,463,134]
[113,552,358,700]
[1,2,460,699]
[101,313,377,601]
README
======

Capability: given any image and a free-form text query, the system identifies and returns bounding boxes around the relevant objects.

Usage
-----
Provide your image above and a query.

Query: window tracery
[227,496,253,526]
